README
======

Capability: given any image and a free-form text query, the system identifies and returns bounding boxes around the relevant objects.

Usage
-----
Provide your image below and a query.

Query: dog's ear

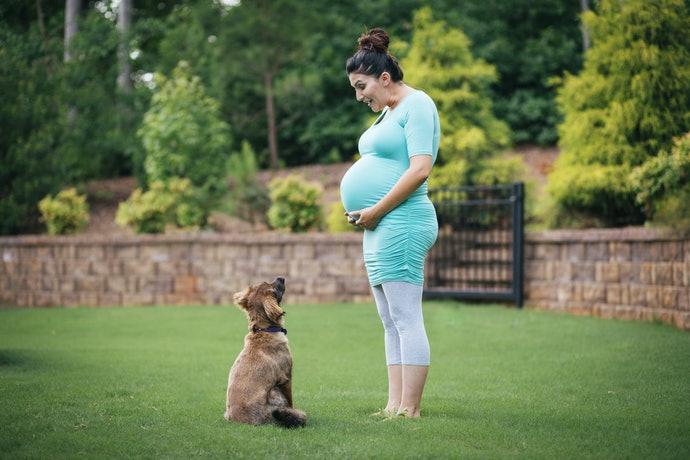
[233,287,250,310]
[263,295,285,323]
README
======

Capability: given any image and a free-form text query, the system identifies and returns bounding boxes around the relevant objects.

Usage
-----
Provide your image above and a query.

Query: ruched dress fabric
[340,90,440,286]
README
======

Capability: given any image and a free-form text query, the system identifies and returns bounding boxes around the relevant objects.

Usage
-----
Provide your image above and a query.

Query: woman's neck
[387,83,413,110]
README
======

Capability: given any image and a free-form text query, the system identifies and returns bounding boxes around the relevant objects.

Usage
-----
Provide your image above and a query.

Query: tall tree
[581,0,591,51]
[64,0,81,62]
[1,1,64,234]
[402,7,512,187]
[116,0,132,92]
[218,0,313,170]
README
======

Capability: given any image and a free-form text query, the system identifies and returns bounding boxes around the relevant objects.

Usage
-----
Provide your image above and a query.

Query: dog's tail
[272,408,307,428]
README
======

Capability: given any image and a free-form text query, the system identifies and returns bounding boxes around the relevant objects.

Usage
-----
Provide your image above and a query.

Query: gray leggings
[372,281,430,366]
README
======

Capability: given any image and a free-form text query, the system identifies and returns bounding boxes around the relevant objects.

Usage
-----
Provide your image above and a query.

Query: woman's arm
[347,154,432,231]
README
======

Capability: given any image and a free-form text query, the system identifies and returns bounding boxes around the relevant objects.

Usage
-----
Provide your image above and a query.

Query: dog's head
[233,276,286,330]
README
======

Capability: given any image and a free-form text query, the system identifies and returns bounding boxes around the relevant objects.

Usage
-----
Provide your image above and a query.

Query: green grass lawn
[1,301,689,459]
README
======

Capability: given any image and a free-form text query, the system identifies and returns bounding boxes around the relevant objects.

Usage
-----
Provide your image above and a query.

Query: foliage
[0,4,148,235]
[631,133,690,233]
[428,0,584,145]
[37,188,89,235]
[2,0,632,235]
[546,0,690,228]
[225,141,270,225]
[138,61,232,225]
[1,304,689,459]
[58,8,142,181]
[545,163,642,228]
[402,7,514,188]
[267,174,323,232]
[472,156,527,186]
[115,178,204,234]
[0,18,64,235]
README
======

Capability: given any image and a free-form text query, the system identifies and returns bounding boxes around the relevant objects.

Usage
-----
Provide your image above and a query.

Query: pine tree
[402,7,513,187]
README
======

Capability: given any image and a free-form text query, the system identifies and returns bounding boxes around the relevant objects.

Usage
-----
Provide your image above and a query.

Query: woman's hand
[345,209,381,231]
[344,156,432,232]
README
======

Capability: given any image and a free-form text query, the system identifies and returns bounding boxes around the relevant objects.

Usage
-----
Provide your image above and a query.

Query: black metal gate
[424,182,524,307]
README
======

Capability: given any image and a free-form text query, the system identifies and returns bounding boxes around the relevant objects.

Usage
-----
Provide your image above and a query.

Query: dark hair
[345,28,404,81]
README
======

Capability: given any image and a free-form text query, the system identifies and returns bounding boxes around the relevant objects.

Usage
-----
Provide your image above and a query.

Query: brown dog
[224,276,307,428]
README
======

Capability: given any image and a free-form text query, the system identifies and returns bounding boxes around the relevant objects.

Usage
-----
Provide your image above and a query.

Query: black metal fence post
[512,182,524,308]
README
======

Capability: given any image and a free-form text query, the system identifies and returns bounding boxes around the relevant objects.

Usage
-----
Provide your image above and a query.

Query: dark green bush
[225,141,270,225]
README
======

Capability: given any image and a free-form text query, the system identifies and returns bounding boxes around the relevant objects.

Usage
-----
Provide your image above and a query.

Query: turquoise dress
[340,90,440,286]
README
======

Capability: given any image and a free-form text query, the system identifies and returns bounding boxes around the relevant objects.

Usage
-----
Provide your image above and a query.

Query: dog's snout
[271,276,286,303]
[273,276,286,291]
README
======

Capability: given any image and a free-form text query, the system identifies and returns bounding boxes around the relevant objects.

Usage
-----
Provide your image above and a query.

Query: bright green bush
[429,155,527,189]
[326,200,362,234]
[115,178,203,234]
[549,0,690,227]
[38,188,89,236]
[428,159,470,190]
[544,163,643,228]
[631,132,690,233]
[472,156,526,186]
[267,174,323,233]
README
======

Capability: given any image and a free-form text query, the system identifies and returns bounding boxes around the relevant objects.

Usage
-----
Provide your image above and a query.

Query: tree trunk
[264,68,279,170]
[581,0,591,51]
[64,0,81,62]
[117,0,133,92]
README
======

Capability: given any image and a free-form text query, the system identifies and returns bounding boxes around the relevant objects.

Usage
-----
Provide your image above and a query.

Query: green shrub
[38,188,89,235]
[631,132,690,233]
[115,178,204,234]
[544,163,643,228]
[473,156,526,186]
[225,141,270,225]
[429,160,470,189]
[430,154,526,189]
[326,200,362,234]
[267,174,323,233]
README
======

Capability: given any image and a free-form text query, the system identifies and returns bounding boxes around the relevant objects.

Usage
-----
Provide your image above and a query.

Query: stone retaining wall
[0,233,371,308]
[1,228,688,330]
[524,227,689,330]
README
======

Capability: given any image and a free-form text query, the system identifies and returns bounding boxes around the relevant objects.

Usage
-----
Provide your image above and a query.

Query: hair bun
[358,28,390,54]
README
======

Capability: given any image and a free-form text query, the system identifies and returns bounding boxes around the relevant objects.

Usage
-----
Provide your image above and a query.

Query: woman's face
[348,72,387,112]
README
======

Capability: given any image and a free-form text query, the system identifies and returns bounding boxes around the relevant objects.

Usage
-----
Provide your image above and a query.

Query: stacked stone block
[525,228,689,330]
[0,233,371,309]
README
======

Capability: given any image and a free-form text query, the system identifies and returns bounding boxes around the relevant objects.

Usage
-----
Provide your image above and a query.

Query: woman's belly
[340,155,406,212]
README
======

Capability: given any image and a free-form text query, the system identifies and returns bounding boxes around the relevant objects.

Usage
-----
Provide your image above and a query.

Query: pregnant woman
[340,28,440,418]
